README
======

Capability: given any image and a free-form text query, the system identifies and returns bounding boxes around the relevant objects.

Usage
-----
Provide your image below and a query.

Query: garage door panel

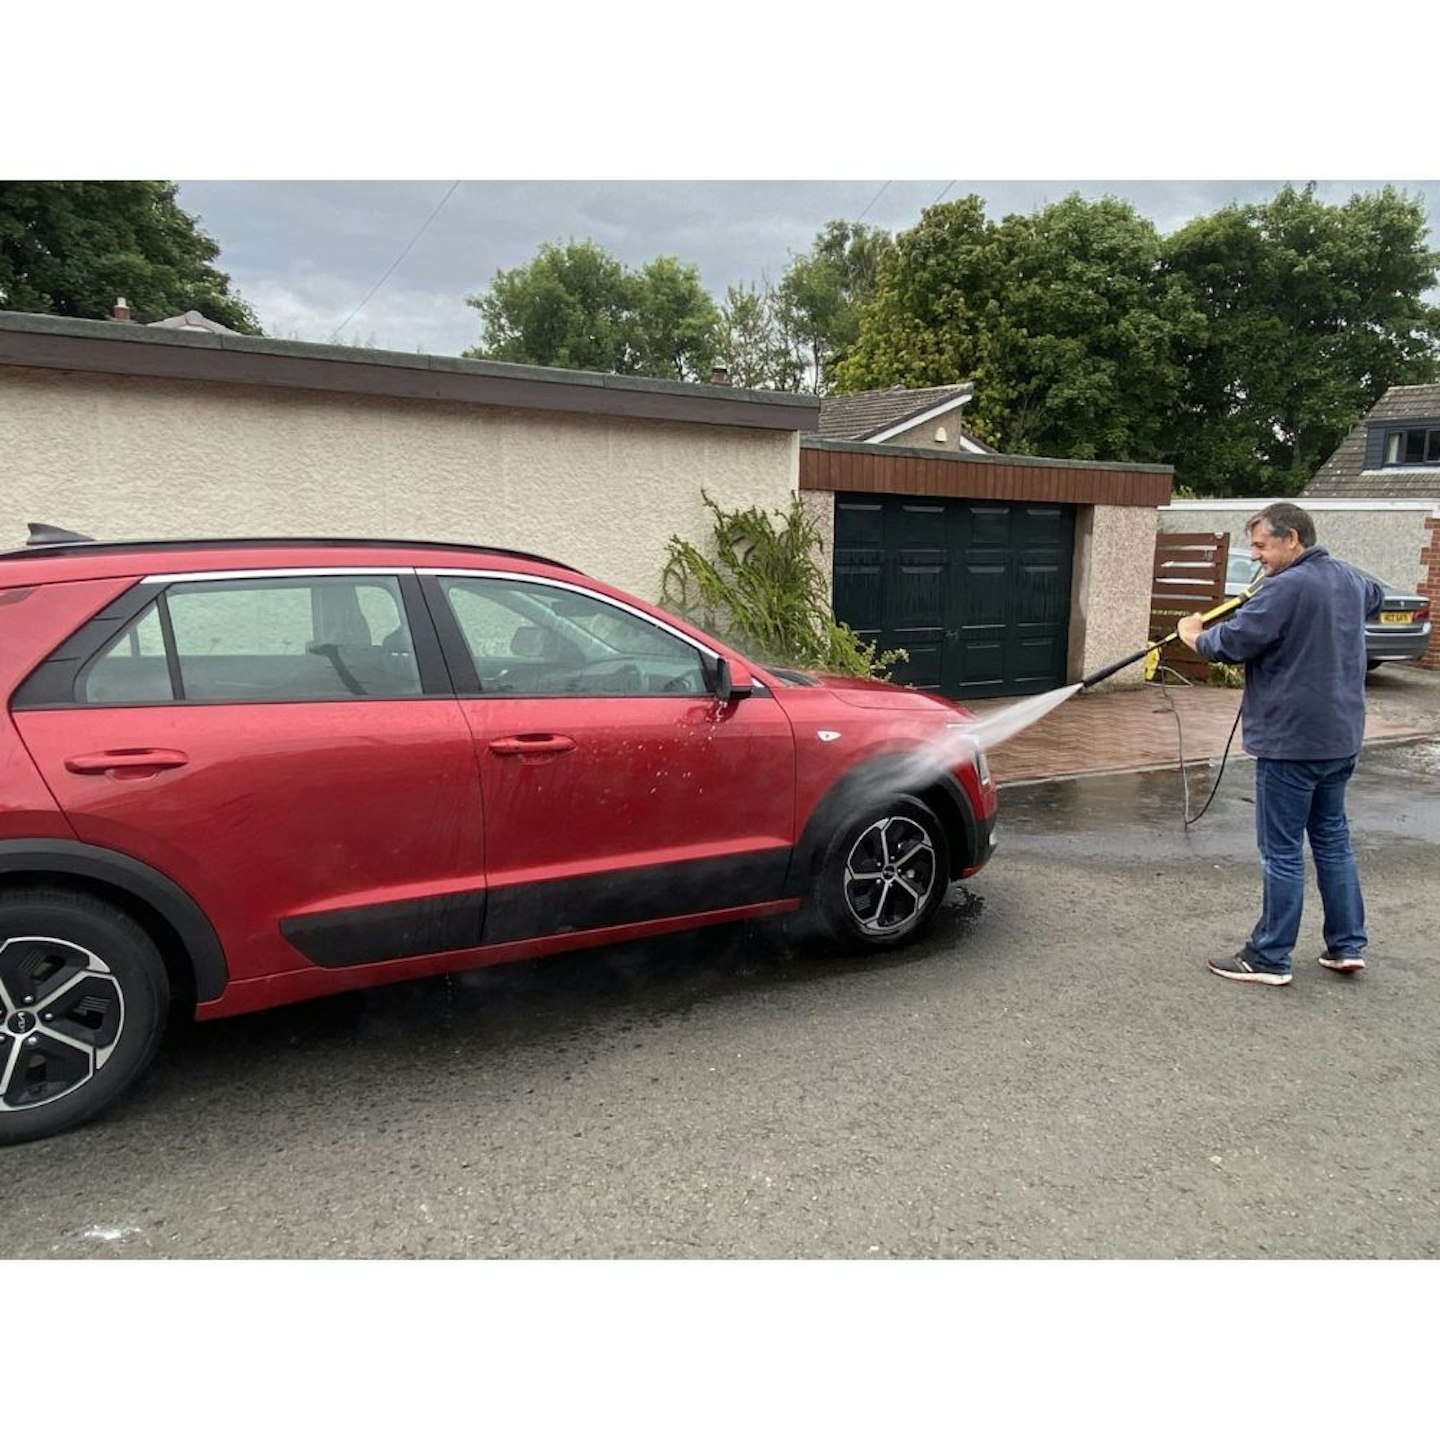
[892,637,946,691]
[834,555,883,627]
[968,507,1011,545]
[834,492,1074,700]
[895,561,946,626]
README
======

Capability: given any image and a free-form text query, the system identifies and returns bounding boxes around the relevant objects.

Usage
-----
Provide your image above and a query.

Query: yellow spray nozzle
[1080,577,1262,688]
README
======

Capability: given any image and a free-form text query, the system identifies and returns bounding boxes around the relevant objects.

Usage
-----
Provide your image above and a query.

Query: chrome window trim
[142,567,416,584]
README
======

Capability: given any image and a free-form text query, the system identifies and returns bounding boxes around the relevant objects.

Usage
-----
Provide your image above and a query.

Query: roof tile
[817,383,972,439]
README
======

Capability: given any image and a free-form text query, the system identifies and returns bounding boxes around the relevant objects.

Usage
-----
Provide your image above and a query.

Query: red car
[0,529,997,1144]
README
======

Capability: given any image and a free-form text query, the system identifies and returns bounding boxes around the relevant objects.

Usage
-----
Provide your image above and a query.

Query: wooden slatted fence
[1150,532,1230,683]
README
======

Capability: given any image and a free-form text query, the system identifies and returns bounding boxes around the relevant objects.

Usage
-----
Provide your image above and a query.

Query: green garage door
[833,494,1075,700]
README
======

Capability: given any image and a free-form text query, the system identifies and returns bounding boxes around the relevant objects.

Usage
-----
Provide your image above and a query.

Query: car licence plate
[1379,611,1414,624]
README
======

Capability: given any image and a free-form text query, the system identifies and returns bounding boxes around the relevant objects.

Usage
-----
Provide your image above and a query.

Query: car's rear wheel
[0,888,170,1146]
[813,795,950,950]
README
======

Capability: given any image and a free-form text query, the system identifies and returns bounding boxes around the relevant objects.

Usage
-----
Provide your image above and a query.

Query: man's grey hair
[1246,501,1316,549]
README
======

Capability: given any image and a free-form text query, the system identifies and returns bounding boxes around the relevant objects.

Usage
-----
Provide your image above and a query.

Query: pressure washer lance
[1078,579,1262,689]
[1078,578,1263,826]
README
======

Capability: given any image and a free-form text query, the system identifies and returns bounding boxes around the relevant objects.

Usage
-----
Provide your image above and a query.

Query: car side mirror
[714,657,754,704]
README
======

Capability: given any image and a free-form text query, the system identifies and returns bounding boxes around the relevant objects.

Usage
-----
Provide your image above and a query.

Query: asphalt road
[3,740,1438,1260]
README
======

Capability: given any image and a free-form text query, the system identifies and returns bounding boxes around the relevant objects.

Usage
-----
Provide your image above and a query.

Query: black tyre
[0,887,170,1146]
[1365,658,1383,672]
[812,795,950,950]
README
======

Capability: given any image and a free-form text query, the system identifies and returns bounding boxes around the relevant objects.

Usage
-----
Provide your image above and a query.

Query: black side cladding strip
[281,890,487,969]
[483,849,792,947]
[279,850,792,969]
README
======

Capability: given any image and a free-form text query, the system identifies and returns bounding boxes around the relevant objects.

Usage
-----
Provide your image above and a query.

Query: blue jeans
[1243,756,1367,973]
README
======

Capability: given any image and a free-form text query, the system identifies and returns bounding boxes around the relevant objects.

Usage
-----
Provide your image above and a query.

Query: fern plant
[661,492,906,680]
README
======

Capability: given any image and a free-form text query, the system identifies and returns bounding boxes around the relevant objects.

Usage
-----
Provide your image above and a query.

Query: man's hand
[1177,613,1205,652]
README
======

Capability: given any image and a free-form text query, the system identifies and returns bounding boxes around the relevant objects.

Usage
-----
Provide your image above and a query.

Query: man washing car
[1178,502,1385,986]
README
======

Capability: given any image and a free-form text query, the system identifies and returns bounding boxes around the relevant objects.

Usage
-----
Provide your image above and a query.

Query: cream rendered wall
[0,368,799,602]
[885,416,964,453]
[1069,504,1158,687]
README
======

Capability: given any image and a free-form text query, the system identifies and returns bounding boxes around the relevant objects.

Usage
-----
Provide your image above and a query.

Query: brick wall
[1421,517,1440,668]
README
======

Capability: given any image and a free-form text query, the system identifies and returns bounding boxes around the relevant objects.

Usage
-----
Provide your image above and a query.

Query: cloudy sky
[12,8,1438,359]
[173,179,1440,358]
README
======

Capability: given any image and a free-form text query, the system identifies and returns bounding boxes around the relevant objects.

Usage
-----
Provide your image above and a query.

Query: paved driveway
[2,740,1437,1259]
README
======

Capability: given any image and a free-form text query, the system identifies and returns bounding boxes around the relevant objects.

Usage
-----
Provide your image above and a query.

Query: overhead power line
[329,181,461,342]
[855,180,891,223]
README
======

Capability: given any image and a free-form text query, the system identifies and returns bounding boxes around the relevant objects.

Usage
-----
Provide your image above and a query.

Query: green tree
[838,194,1198,460]
[717,280,803,390]
[465,240,721,381]
[0,181,259,332]
[777,219,894,393]
[466,239,639,373]
[1163,183,1440,496]
[631,255,721,382]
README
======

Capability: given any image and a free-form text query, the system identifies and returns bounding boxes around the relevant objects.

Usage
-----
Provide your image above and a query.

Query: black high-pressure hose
[1152,662,1246,826]
[1079,580,1260,826]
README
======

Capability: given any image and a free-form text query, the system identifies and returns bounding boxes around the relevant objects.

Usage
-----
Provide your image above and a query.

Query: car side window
[438,576,708,697]
[80,575,423,704]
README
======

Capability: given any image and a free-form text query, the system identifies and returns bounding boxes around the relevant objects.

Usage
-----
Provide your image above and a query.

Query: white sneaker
[1318,951,1365,973]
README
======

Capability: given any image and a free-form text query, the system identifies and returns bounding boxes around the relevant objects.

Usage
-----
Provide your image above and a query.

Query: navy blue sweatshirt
[1194,546,1384,760]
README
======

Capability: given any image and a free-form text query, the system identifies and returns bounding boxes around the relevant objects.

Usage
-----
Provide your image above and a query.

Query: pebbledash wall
[0,312,815,602]
[1159,498,1440,667]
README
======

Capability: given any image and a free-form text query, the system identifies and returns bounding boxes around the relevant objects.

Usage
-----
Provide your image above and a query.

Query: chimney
[112,298,132,322]
[710,364,730,386]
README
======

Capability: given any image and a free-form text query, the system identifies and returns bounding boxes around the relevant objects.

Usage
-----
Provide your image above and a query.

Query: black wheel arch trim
[0,839,228,1001]
[784,755,978,899]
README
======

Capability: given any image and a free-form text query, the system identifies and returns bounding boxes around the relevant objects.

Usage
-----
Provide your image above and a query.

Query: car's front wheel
[813,795,950,950]
[0,888,170,1146]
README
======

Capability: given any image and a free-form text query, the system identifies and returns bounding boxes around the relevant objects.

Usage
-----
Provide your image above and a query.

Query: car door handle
[487,734,577,758]
[64,748,190,776]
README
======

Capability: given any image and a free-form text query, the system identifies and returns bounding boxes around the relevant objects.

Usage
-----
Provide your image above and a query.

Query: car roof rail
[2,533,581,572]
[26,522,97,546]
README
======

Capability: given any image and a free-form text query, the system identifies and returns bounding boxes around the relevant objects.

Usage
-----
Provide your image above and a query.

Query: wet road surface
[3,741,1437,1259]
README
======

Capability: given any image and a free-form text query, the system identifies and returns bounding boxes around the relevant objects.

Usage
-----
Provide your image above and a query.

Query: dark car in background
[1224,554,1430,670]
[1358,569,1432,669]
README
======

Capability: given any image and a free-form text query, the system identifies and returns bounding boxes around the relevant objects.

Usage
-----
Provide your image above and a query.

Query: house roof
[1304,383,1440,499]
[146,310,241,334]
[817,383,974,441]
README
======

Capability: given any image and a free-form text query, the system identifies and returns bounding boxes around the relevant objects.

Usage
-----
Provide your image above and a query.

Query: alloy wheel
[842,814,939,936]
[0,936,126,1112]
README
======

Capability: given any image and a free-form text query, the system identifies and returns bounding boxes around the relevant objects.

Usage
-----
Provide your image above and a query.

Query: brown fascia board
[802,435,1172,475]
[0,311,820,433]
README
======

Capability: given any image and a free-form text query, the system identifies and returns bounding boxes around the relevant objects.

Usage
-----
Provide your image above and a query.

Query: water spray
[932,580,1262,818]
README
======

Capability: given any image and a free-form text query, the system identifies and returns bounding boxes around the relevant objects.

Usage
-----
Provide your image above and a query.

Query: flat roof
[0,310,820,434]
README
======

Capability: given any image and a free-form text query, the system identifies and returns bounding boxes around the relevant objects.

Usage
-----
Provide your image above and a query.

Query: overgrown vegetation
[661,492,905,680]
